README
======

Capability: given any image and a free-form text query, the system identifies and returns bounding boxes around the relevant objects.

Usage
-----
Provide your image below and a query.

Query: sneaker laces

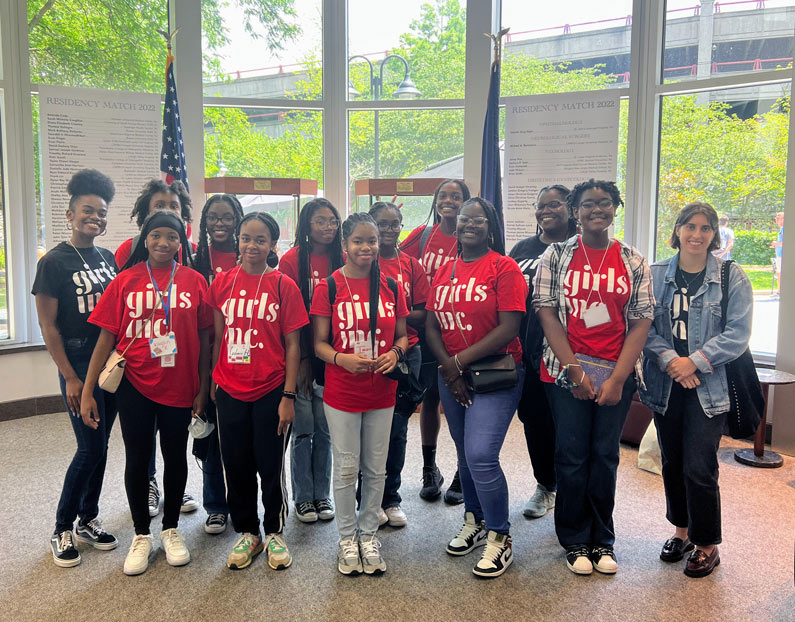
[480,538,506,565]
[162,528,185,549]
[359,536,381,559]
[454,519,481,541]
[207,513,225,526]
[297,501,315,514]
[315,498,333,512]
[568,545,590,560]
[83,518,106,535]
[591,546,614,559]
[148,482,159,505]
[130,534,150,554]
[59,530,75,549]
[422,468,437,487]
[267,533,287,553]
[340,538,359,561]
[234,533,257,552]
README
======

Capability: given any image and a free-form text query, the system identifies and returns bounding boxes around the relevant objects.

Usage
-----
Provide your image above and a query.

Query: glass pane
[656,85,790,355]
[202,0,322,100]
[348,0,466,101]
[348,108,464,228]
[0,95,7,339]
[27,0,167,91]
[501,0,632,94]
[663,1,795,84]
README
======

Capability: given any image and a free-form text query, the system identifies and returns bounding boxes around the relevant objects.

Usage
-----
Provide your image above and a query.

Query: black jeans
[545,376,636,549]
[654,382,725,546]
[215,385,290,535]
[516,367,556,491]
[117,377,191,535]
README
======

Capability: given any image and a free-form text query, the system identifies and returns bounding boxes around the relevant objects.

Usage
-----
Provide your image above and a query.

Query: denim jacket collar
[662,251,722,288]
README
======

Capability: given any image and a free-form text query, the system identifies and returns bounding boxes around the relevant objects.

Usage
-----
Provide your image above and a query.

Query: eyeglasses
[311,218,340,229]
[578,199,614,210]
[437,191,464,202]
[206,214,236,225]
[533,200,565,211]
[377,222,402,232]
[457,215,488,226]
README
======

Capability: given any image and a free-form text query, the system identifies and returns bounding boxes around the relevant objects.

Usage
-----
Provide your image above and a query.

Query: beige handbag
[99,274,173,393]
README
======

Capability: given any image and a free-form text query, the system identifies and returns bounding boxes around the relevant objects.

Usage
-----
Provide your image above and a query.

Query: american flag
[160,51,189,192]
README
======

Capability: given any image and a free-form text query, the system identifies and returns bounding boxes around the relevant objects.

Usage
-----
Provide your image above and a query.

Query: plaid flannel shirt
[532,235,655,381]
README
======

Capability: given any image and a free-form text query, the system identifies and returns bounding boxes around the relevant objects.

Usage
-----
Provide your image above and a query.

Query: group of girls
[36,171,752,583]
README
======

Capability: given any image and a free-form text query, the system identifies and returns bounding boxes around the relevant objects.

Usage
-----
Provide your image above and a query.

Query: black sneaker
[566,545,593,575]
[51,530,81,568]
[590,545,618,574]
[148,478,160,518]
[446,511,487,556]
[472,531,513,578]
[295,501,318,523]
[76,518,118,550]
[444,469,464,505]
[419,466,444,500]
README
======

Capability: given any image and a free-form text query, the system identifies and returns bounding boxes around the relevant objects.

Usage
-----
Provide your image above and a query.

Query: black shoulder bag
[720,260,764,439]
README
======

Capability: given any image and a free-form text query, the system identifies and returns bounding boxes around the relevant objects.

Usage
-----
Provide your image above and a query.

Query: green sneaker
[227,533,263,570]
[265,533,292,570]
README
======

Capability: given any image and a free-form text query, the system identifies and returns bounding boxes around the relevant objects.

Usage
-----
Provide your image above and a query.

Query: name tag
[227,343,251,364]
[353,339,373,359]
[161,354,175,367]
[150,332,178,358]
[583,302,611,328]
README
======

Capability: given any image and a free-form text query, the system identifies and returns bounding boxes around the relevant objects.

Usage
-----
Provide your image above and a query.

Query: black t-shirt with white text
[509,234,550,366]
[32,242,117,341]
[671,268,705,357]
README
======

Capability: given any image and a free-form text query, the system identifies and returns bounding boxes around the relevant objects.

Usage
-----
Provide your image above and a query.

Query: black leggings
[117,377,191,535]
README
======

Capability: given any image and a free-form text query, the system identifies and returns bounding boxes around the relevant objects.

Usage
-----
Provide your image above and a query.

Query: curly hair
[194,194,245,282]
[566,179,624,213]
[67,169,115,209]
[456,197,505,255]
[130,179,192,229]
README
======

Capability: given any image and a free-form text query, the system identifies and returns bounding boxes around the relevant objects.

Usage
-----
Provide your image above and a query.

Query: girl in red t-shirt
[311,213,409,576]
[368,201,429,528]
[399,178,471,505]
[80,210,212,577]
[425,197,527,579]
[279,198,344,524]
[209,212,308,572]
[191,194,245,535]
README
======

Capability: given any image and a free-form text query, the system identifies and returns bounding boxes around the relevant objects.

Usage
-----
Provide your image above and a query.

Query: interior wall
[0,350,59,401]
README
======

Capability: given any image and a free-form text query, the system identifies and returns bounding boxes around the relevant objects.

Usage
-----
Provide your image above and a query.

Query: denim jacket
[639,252,753,417]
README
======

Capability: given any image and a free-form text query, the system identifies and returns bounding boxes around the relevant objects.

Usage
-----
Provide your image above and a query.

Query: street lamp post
[348,53,421,178]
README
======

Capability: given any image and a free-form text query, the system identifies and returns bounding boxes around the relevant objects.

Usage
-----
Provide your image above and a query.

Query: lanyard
[146,260,177,330]
[578,237,611,307]
[68,242,112,293]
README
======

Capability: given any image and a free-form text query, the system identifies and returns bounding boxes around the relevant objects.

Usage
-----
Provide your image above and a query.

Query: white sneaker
[446,511,487,556]
[337,536,363,575]
[160,528,190,566]
[377,507,388,527]
[384,505,407,528]
[359,534,386,575]
[180,493,199,513]
[472,531,513,578]
[123,534,155,576]
[522,484,556,519]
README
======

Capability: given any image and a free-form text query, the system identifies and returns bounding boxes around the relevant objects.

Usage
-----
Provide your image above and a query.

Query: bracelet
[333,352,339,366]
[454,354,464,376]
[391,344,405,357]
[282,391,297,400]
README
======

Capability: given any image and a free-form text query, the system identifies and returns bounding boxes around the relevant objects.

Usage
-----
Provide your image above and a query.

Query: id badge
[583,302,611,329]
[353,339,373,359]
[161,354,175,367]
[150,332,178,358]
[227,343,251,364]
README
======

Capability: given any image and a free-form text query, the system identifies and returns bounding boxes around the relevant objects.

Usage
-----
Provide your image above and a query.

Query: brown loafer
[684,546,720,578]
[660,536,694,562]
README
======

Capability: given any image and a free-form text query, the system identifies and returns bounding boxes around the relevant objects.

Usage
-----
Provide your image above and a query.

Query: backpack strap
[720,259,732,331]
[418,225,433,256]
[386,276,399,305]
[326,274,337,306]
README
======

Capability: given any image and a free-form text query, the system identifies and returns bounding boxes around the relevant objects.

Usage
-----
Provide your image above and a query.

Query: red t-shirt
[115,237,198,270]
[208,248,238,281]
[379,253,429,350]
[310,270,409,412]
[401,224,458,285]
[88,262,213,407]
[278,246,333,303]
[565,240,629,361]
[209,267,309,402]
[429,250,527,364]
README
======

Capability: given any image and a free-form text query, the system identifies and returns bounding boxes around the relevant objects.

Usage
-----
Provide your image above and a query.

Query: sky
[207,0,794,77]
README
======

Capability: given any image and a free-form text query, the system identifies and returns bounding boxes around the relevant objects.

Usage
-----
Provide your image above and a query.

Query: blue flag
[160,52,189,192]
[480,57,502,236]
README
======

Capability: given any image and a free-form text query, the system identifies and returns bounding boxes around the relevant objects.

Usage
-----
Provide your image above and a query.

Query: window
[202,0,322,101]
[656,85,790,355]
[0,97,7,340]
[663,0,795,83]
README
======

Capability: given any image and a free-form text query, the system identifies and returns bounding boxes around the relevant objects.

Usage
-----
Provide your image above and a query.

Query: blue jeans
[290,379,332,503]
[202,400,228,515]
[438,365,525,535]
[545,376,636,550]
[55,338,117,533]
[382,345,421,508]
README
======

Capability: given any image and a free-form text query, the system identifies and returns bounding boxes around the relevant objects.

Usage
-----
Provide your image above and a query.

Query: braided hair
[123,210,194,270]
[194,194,244,282]
[293,198,344,310]
[369,201,402,254]
[237,212,280,268]
[401,179,471,255]
[130,179,193,229]
[535,184,578,237]
[456,197,505,256]
[342,212,382,350]
[567,179,624,214]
